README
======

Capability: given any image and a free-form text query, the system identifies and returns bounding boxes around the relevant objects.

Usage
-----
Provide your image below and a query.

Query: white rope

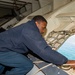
[61,64,75,70]
[33,61,44,64]
[63,64,75,66]
[32,63,52,75]
[32,60,75,75]
[32,63,75,75]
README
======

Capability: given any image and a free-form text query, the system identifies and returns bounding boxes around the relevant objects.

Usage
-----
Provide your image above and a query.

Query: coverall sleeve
[22,28,68,66]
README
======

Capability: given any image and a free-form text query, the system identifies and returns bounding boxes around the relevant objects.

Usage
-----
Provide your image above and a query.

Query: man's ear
[35,21,39,27]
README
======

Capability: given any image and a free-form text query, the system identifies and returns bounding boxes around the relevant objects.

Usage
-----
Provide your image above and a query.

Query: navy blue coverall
[0,20,68,75]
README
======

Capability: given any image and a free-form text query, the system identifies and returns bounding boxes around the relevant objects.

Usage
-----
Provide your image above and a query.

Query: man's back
[0,20,34,53]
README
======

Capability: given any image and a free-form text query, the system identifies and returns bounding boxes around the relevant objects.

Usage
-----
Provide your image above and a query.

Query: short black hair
[32,15,47,23]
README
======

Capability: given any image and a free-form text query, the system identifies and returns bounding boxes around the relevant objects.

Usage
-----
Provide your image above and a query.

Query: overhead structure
[0,0,31,10]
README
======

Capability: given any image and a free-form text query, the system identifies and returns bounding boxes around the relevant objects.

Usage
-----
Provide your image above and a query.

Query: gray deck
[28,54,69,75]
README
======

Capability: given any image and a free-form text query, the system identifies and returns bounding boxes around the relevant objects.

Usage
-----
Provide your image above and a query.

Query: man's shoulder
[26,20,35,26]
[23,20,36,29]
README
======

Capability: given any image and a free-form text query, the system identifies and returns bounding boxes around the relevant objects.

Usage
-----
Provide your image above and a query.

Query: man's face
[35,21,47,34]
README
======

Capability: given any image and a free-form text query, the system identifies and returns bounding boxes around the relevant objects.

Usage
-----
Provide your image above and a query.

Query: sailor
[0,15,75,75]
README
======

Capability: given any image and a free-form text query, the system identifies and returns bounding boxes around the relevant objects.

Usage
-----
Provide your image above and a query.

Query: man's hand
[66,60,75,69]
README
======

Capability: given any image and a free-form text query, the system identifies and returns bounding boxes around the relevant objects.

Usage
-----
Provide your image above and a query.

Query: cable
[32,63,52,75]
[60,64,75,70]
[33,61,44,64]
[63,64,75,66]
[32,63,75,75]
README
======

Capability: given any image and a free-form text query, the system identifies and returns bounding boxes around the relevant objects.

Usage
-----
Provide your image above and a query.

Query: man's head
[32,15,47,34]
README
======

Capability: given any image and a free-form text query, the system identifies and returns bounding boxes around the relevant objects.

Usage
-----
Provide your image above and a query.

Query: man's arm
[22,27,69,66]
